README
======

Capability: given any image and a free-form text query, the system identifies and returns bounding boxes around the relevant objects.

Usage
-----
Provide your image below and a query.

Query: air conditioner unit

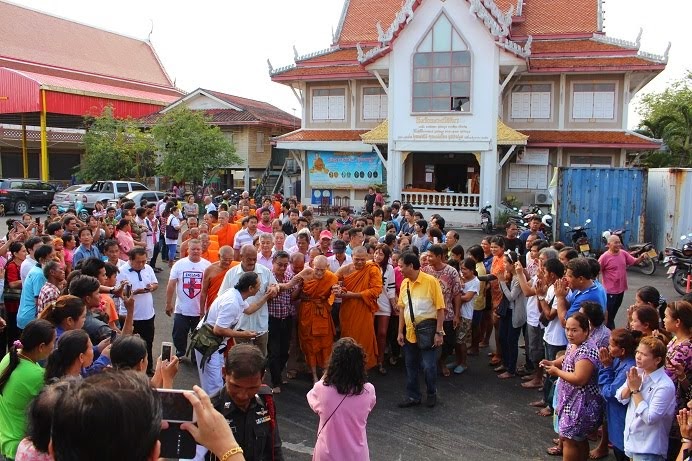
[535,191,551,205]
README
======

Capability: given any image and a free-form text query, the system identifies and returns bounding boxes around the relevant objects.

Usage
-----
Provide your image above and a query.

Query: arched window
[412,13,471,113]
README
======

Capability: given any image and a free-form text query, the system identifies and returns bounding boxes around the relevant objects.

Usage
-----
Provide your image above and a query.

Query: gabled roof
[0,0,174,87]
[528,55,666,73]
[141,88,300,129]
[509,0,600,37]
[334,0,406,46]
[524,130,660,150]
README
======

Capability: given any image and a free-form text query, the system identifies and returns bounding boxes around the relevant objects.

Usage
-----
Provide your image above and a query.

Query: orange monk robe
[214,223,239,249]
[299,271,338,368]
[340,261,383,369]
[201,249,219,263]
[204,262,239,309]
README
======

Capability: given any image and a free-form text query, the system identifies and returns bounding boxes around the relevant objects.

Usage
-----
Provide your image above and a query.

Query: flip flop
[546,445,562,456]
[453,365,467,374]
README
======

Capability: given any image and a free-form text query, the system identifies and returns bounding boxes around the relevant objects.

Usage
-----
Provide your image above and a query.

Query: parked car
[0,178,56,214]
[52,184,92,209]
[80,181,149,211]
[108,190,166,208]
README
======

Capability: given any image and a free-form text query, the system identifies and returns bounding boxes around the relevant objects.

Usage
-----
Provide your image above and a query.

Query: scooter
[563,219,592,257]
[601,229,657,275]
[57,198,89,222]
[664,233,692,295]
[480,204,493,234]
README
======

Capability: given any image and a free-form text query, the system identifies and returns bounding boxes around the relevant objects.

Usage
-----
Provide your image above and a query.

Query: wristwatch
[630,388,641,394]
[537,296,546,301]
[436,330,445,336]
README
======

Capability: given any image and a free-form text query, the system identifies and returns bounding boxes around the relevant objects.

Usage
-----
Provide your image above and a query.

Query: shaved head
[352,246,368,256]
[219,246,233,259]
[312,255,328,269]
[240,244,257,258]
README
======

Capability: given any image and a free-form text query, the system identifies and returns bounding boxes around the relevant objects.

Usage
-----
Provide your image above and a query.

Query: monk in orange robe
[199,246,238,312]
[212,211,239,249]
[298,255,337,382]
[335,246,383,370]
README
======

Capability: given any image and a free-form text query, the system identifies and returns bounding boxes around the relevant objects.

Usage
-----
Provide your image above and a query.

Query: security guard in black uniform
[204,344,283,461]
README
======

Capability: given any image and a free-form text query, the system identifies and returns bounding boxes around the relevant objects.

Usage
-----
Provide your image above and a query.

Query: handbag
[165,222,179,240]
[186,313,224,371]
[407,282,437,350]
[3,263,21,301]
[495,296,509,318]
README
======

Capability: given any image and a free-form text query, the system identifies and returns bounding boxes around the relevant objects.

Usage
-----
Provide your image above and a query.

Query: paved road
[8,212,684,461]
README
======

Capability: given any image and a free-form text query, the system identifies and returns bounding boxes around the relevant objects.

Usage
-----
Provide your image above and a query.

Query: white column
[387,150,403,202]
[480,148,498,213]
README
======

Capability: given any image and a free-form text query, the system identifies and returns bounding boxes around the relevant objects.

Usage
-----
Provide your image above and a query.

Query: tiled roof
[524,130,660,149]
[204,90,300,127]
[510,0,600,37]
[529,56,665,72]
[272,64,370,80]
[298,48,360,64]
[531,38,637,55]
[336,0,405,45]
[0,1,174,87]
[274,129,369,142]
[16,69,181,105]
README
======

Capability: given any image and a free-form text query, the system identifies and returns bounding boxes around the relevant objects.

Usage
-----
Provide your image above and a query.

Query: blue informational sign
[307,151,382,189]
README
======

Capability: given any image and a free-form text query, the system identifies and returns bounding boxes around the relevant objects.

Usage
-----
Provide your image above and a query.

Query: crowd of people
[0,191,691,461]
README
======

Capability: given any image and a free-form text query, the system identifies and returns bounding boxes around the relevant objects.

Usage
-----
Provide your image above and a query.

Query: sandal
[546,445,562,456]
[441,367,451,377]
[538,407,553,417]
[494,365,507,373]
[489,357,502,366]
[378,365,388,375]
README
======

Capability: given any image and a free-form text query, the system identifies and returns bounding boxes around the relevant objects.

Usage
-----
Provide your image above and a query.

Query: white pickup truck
[80,181,149,211]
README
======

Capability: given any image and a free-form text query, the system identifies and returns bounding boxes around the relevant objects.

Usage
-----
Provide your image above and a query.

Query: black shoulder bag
[407,281,437,350]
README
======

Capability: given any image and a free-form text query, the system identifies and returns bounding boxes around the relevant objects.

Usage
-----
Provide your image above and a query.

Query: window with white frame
[572,83,616,120]
[256,132,264,153]
[569,155,613,167]
[412,13,471,113]
[311,88,346,121]
[363,87,388,120]
[511,84,551,119]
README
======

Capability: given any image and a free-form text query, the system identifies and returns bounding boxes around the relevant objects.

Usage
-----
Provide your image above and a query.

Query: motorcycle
[601,229,657,275]
[523,205,554,242]
[480,204,493,234]
[563,219,592,257]
[664,233,692,295]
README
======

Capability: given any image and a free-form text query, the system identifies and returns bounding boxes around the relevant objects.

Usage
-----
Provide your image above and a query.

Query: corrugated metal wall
[646,168,692,251]
[556,168,647,252]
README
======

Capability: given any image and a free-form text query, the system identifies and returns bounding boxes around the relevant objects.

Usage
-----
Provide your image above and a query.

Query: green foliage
[151,107,241,186]
[636,72,692,167]
[80,107,156,182]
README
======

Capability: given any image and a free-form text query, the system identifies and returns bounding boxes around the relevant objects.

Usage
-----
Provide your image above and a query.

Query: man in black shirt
[205,344,283,461]
[503,222,525,255]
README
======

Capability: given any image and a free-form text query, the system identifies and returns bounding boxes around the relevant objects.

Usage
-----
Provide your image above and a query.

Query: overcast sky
[10,0,690,128]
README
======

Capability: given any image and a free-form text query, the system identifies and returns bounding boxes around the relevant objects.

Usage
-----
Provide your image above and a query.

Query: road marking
[281,441,314,455]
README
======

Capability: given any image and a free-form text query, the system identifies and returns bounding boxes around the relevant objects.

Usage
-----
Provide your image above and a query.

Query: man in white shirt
[233,215,261,260]
[204,195,217,213]
[257,233,275,269]
[115,247,159,374]
[20,237,42,282]
[165,239,211,359]
[219,244,279,356]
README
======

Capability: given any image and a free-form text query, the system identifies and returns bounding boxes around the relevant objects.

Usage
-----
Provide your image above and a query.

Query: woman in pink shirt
[307,338,376,461]
[115,219,135,261]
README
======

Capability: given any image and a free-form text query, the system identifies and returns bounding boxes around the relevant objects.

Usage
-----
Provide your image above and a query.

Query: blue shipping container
[556,168,647,252]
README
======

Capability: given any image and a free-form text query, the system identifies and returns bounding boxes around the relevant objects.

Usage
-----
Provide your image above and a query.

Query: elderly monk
[199,233,219,263]
[199,246,238,313]
[211,211,240,249]
[334,246,383,369]
[298,255,338,383]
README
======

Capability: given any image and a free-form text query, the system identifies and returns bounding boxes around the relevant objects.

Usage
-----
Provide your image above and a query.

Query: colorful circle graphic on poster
[308,151,383,189]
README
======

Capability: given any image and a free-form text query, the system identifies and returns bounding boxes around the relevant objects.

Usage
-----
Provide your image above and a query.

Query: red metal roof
[0,1,173,87]
[524,130,660,150]
[297,48,361,64]
[274,129,369,142]
[0,67,180,117]
[528,56,665,72]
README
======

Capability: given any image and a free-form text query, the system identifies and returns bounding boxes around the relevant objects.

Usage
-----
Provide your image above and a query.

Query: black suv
[0,179,56,214]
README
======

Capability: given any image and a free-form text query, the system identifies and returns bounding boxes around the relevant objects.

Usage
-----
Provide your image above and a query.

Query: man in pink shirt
[598,235,649,328]
[257,207,273,234]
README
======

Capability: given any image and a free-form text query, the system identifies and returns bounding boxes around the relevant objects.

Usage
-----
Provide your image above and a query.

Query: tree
[151,107,241,187]
[80,106,156,182]
[636,73,692,167]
